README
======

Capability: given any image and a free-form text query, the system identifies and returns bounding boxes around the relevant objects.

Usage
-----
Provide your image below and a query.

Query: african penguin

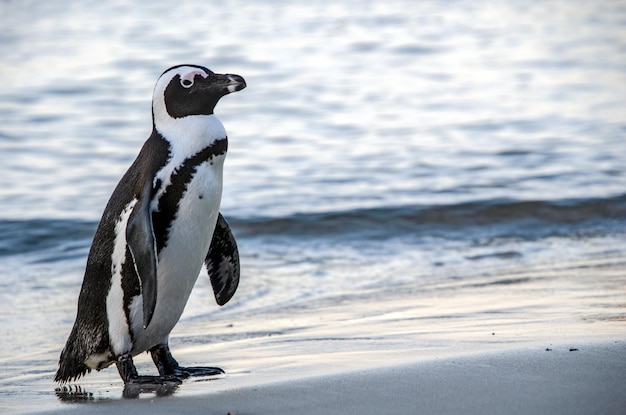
[55,65,246,384]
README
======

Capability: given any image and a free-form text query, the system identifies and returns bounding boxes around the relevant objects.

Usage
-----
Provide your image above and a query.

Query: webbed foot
[116,353,184,385]
[149,343,225,379]
[172,366,224,378]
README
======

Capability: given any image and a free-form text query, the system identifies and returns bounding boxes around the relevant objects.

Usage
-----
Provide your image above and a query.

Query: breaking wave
[1,194,624,258]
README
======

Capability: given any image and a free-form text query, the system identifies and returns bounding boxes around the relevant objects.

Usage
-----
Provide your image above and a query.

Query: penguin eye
[180,78,194,88]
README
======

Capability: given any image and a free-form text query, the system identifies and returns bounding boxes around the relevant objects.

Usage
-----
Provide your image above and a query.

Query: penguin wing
[126,183,158,329]
[205,213,240,305]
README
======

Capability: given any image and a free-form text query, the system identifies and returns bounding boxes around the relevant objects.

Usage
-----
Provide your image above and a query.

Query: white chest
[129,114,228,353]
[129,155,224,353]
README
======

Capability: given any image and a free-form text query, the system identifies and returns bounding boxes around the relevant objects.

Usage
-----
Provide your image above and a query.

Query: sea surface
[1,0,625,413]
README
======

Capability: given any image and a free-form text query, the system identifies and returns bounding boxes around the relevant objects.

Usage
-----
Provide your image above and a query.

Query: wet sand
[41,341,626,415]
[6,257,625,415]
[4,218,624,415]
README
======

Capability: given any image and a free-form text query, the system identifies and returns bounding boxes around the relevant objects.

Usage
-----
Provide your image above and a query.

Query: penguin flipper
[205,213,240,305]
[126,190,158,329]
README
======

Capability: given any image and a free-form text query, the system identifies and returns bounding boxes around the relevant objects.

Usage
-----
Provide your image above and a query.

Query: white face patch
[153,66,210,123]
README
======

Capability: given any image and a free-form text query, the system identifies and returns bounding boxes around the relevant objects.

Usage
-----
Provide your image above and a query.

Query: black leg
[115,353,183,385]
[149,343,224,378]
[149,344,181,376]
[116,353,138,383]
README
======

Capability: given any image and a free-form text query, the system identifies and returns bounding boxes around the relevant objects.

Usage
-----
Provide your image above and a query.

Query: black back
[55,130,169,382]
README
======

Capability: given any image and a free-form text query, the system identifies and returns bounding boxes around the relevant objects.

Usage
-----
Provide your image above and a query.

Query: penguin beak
[214,73,246,94]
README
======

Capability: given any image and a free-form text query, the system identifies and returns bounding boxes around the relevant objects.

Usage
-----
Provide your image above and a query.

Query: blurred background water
[0,0,625,411]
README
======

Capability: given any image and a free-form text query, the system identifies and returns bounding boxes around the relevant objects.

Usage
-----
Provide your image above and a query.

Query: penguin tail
[54,343,91,383]
[54,325,95,383]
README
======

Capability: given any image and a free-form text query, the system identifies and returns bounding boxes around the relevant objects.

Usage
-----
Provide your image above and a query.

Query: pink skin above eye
[180,70,208,87]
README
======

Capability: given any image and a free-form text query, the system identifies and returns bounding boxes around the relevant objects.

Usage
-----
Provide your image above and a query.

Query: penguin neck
[154,114,227,158]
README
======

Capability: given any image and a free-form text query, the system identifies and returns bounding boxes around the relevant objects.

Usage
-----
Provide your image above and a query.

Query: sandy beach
[13,257,623,415]
[39,341,626,415]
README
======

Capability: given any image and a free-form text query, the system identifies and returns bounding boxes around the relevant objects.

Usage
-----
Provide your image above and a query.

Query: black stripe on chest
[152,138,228,253]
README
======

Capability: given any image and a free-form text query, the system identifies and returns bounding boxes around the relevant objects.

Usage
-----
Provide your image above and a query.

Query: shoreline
[34,340,626,415]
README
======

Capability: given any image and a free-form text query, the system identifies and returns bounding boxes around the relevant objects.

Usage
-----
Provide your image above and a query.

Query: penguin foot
[175,366,225,378]
[149,343,225,379]
[116,353,184,385]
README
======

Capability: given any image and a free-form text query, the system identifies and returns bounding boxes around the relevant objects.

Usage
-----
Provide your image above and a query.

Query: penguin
[54,64,246,384]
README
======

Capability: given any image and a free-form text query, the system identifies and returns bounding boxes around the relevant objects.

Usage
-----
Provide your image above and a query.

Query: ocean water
[1,0,625,412]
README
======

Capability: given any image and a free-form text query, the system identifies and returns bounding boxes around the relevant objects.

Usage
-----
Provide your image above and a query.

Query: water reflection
[54,380,181,403]
[55,384,98,403]
[121,381,180,399]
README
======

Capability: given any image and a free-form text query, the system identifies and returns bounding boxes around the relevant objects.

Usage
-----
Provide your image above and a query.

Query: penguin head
[152,65,246,122]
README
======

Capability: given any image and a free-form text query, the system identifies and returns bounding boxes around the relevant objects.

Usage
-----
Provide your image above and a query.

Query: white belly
[129,158,224,354]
